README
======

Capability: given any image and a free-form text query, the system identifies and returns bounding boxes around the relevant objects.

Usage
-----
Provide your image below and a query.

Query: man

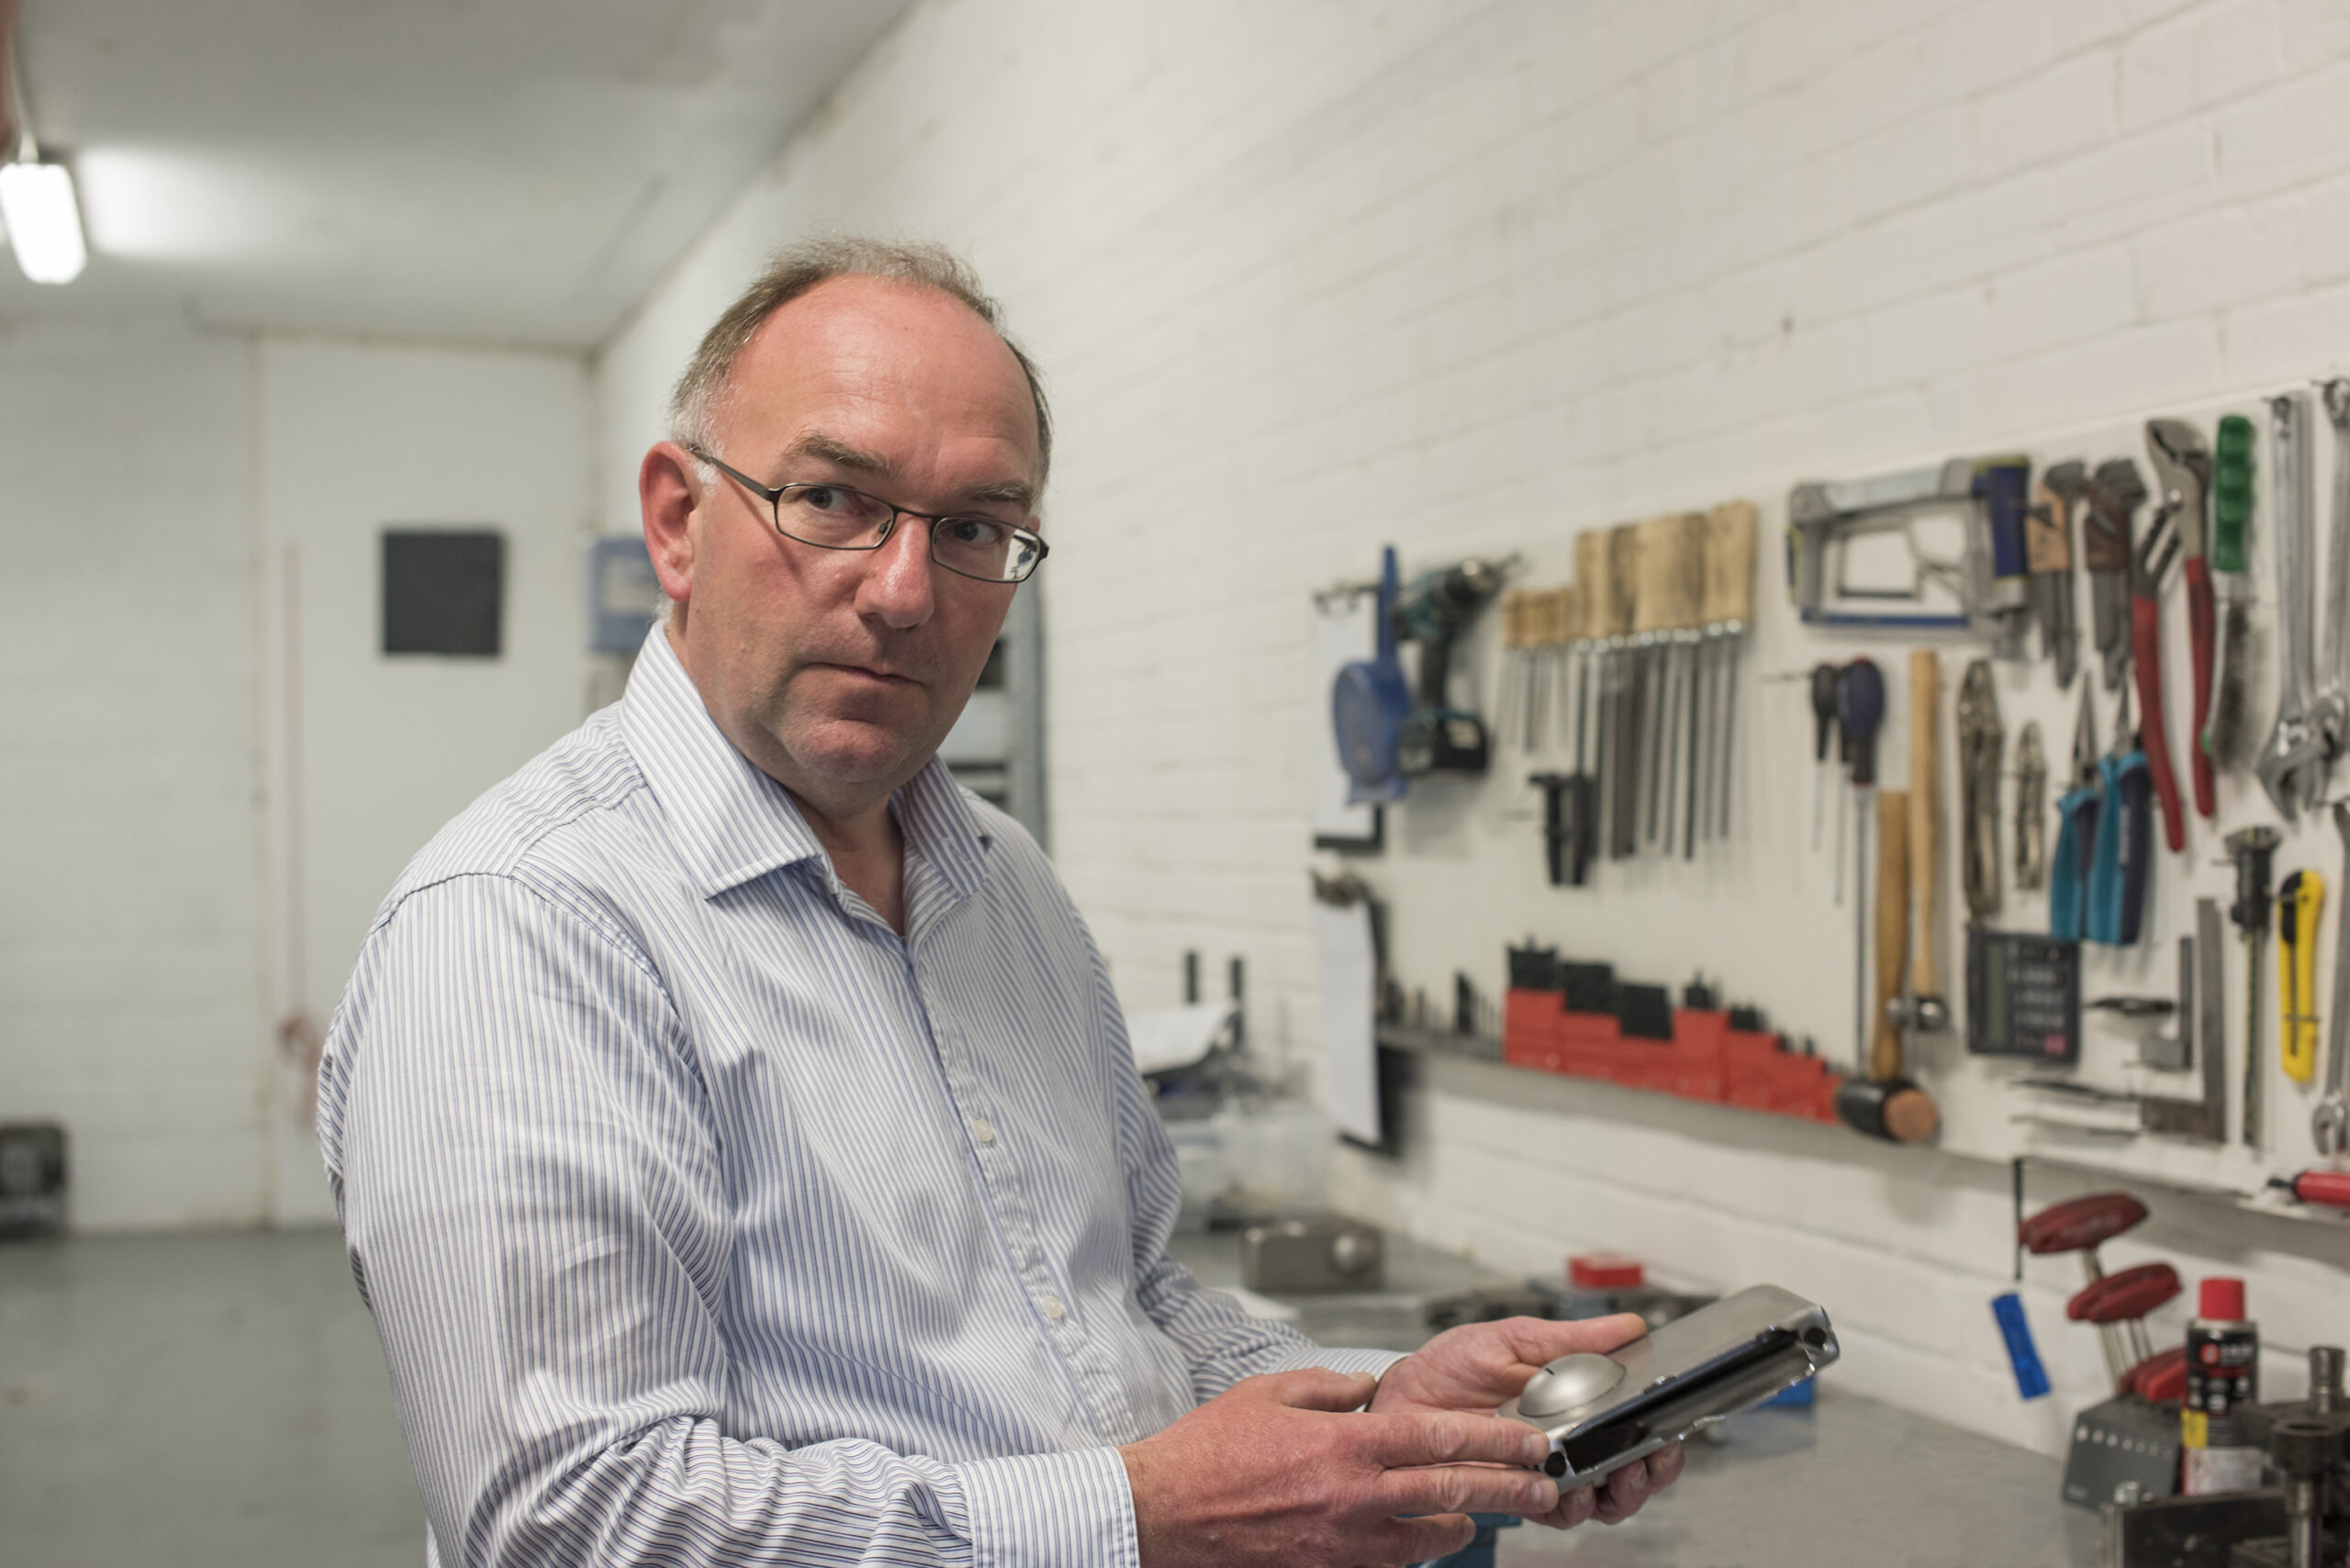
[318,239,1679,1568]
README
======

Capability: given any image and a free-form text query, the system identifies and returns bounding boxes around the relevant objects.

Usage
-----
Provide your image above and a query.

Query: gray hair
[666,236,1052,491]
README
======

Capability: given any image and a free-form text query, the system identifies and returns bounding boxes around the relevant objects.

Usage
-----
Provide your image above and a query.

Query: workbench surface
[1168,1227,2103,1568]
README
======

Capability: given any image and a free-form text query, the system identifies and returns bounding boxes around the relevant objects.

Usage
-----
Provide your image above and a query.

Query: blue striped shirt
[317,628,1399,1568]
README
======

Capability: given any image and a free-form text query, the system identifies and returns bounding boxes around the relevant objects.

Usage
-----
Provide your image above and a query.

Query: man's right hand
[1117,1368,1559,1568]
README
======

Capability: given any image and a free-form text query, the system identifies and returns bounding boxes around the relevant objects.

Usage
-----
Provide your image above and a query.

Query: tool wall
[1322,380,2350,1215]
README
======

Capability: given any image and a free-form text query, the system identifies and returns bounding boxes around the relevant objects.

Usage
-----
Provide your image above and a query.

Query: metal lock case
[1497,1283,1839,1489]
[1238,1215,1384,1294]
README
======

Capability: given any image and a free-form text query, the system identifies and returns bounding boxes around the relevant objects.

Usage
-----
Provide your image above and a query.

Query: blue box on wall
[588,535,664,655]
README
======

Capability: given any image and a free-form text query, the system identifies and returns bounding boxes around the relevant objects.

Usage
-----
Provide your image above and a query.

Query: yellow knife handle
[2281,870,2325,1084]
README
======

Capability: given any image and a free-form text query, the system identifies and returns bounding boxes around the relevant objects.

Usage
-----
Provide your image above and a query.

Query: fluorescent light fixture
[0,162,89,284]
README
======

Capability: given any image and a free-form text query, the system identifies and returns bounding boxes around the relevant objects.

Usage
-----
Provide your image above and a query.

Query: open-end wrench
[2315,379,2350,762]
[2146,420,2216,820]
[2318,801,2350,1158]
[2127,489,2188,855]
[2257,391,2330,818]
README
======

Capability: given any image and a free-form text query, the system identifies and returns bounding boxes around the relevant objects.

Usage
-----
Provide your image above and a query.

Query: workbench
[1167,1227,2105,1567]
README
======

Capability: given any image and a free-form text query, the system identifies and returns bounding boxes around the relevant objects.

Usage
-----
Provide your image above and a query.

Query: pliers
[2052,686,2100,941]
[2146,420,2216,820]
[2089,679,2154,946]
[2109,457,2186,856]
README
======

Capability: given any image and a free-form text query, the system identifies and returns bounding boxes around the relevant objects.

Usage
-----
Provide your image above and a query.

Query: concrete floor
[0,1227,427,1568]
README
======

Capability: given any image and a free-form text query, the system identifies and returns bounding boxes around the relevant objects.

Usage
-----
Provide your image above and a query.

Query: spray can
[2180,1277,2261,1495]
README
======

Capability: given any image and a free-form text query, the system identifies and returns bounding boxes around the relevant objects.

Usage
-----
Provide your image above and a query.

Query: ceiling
[0,0,916,348]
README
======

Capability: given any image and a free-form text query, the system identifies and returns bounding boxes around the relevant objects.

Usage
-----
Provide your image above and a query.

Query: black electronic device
[1497,1284,1839,1491]
[1966,929,2081,1061]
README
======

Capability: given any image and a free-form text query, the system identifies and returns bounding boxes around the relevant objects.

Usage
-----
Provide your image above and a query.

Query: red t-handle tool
[2129,1344,2188,1403]
[2271,1170,2350,1208]
[2020,1192,2147,1274]
[2069,1261,2182,1385]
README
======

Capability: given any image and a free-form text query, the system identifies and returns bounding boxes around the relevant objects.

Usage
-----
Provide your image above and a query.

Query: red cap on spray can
[2199,1278,2246,1320]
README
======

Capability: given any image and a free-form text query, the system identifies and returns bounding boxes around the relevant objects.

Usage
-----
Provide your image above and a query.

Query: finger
[1379,1462,1561,1520]
[1645,1439,1686,1491]
[1591,1456,1653,1525]
[1505,1312,1651,1366]
[1528,1479,1599,1531]
[1243,1367,1381,1413]
[1364,1411,1550,1470]
[1372,1512,1479,1564]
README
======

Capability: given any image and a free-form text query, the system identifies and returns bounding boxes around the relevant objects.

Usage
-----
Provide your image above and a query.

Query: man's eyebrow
[781,431,1036,513]
[778,431,890,476]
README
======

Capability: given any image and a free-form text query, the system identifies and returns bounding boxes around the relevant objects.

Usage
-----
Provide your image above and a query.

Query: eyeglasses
[688,446,1048,586]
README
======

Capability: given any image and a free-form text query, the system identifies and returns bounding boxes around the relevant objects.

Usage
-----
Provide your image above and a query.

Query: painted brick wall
[595,0,2350,1455]
[0,318,270,1227]
[0,319,594,1229]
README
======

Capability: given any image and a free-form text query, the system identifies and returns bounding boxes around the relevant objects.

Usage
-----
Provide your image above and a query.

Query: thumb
[1512,1312,1650,1366]
[1241,1368,1381,1413]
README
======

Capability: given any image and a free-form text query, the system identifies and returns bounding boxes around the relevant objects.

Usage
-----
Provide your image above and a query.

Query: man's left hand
[1367,1314,1685,1530]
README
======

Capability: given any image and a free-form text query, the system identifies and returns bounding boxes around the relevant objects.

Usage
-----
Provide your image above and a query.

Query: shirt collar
[620,624,994,902]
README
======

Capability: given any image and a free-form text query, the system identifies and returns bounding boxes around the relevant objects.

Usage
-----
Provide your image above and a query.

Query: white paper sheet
[1125,1002,1236,1075]
[1312,894,1382,1146]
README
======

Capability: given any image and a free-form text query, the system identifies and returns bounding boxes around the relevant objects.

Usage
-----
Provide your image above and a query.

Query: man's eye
[799,486,847,511]
[941,517,1005,545]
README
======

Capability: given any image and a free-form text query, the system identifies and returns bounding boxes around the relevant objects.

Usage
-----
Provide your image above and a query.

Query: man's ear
[640,442,700,606]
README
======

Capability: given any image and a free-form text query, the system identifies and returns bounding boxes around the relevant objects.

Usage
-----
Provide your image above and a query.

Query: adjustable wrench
[2318,800,2350,1158]
[2315,379,2350,762]
[2256,391,2330,818]
[2146,421,2215,820]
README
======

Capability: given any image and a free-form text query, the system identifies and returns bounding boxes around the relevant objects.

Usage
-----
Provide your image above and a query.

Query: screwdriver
[1837,659,1886,907]
[1810,663,1841,854]
[1837,659,1886,1059]
[2269,1170,2350,1209]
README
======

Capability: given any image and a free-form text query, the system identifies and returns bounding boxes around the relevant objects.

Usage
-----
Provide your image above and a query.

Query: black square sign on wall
[382,529,504,656]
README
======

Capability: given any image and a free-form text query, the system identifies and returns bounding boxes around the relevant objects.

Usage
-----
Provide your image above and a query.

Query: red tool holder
[1502,988,1840,1124]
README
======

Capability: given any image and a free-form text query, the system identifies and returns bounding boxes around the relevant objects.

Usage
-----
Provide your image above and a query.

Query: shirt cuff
[1308,1346,1409,1379]
[959,1444,1137,1568]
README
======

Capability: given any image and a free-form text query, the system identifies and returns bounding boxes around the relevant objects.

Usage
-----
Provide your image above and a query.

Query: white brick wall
[596,0,2350,1455]
[0,319,593,1229]
[0,319,269,1228]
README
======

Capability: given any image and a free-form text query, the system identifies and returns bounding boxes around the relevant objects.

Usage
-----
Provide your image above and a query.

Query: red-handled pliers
[2129,493,2186,854]
[2147,420,2216,819]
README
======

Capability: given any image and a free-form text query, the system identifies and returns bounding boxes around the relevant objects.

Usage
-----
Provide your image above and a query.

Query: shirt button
[971,1119,997,1145]
[1038,1293,1066,1322]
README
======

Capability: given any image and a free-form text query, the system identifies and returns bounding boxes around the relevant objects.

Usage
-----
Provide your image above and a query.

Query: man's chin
[775,716,947,793]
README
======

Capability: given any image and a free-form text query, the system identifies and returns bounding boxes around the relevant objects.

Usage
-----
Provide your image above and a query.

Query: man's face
[652,275,1041,823]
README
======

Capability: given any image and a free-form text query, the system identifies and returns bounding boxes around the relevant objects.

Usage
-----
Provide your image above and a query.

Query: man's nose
[853,514,937,628]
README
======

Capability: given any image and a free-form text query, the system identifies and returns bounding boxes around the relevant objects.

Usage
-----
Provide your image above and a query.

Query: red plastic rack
[1501,988,1843,1125]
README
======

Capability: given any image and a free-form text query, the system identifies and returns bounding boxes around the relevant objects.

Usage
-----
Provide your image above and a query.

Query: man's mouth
[818,661,918,687]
